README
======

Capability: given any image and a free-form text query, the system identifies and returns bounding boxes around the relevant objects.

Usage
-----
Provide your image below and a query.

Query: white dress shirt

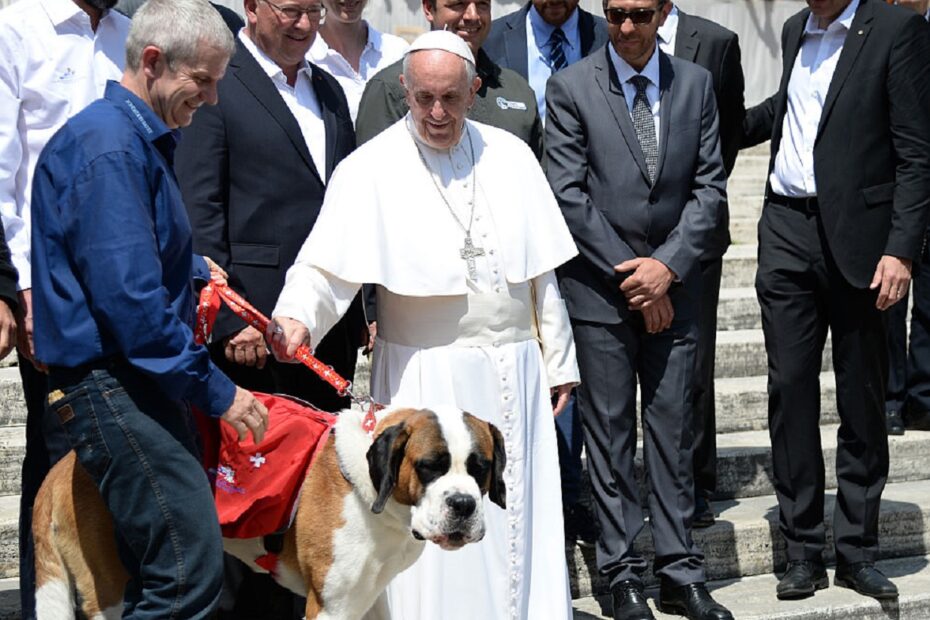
[526,5,582,121]
[240,31,327,179]
[0,0,129,290]
[770,0,860,197]
[308,23,408,124]
[608,43,662,151]
[657,5,680,56]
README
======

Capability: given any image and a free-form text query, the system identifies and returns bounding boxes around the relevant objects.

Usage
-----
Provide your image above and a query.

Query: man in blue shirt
[30,0,268,616]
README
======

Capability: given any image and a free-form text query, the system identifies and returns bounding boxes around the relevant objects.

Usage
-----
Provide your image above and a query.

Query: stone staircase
[569,145,930,618]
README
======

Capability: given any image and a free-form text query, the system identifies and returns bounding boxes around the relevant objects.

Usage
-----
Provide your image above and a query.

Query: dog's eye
[466,454,491,483]
[415,454,451,484]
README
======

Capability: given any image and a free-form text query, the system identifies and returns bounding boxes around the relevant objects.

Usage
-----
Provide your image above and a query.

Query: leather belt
[768,193,819,214]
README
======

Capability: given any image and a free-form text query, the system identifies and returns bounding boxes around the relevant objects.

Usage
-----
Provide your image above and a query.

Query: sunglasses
[604,7,659,26]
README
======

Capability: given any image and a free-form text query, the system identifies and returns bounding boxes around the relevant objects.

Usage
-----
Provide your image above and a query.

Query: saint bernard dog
[32,405,506,620]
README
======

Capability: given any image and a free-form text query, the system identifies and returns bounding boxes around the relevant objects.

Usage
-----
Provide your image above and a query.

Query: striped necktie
[547,28,568,72]
[630,75,658,183]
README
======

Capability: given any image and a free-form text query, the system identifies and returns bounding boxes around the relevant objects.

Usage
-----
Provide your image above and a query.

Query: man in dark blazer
[546,0,729,618]
[175,0,365,616]
[484,0,608,120]
[658,3,745,528]
[742,0,930,602]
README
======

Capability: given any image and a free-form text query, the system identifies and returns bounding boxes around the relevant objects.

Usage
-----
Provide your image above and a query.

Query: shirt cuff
[192,255,211,283]
[12,252,30,291]
[191,363,237,418]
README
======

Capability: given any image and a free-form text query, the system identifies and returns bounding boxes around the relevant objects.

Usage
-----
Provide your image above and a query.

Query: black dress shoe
[611,580,654,620]
[905,407,930,431]
[886,409,906,435]
[693,491,715,528]
[657,582,733,620]
[835,562,899,599]
[776,560,828,599]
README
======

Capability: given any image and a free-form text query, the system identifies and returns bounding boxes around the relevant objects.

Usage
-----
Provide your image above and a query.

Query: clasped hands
[615,257,676,334]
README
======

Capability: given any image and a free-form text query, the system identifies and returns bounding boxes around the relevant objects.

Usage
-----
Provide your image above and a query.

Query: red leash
[196,279,378,434]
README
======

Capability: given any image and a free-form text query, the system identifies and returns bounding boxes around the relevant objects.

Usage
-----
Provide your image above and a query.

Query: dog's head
[366,406,506,550]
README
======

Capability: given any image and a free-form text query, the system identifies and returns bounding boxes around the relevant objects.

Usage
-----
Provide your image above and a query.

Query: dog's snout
[446,493,477,518]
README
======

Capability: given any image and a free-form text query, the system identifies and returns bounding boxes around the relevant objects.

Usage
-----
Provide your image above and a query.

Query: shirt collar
[804,0,859,34]
[239,29,313,84]
[528,4,580,50]
[105,80,178,158]
[658,5,680,47]
[608,41,661,91]
[40,0,113,27]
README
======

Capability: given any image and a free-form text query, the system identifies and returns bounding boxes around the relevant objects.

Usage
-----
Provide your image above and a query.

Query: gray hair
[125,0,236,72]
[402,50,477,90]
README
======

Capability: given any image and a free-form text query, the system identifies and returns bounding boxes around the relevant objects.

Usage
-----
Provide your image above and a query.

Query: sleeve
[741,94,776,149]
[716,33,746,175]
[273,258,362,351]
[532,270,580,389]
[355,74,408,146]
[544,74,638,282]
[174,98,243,342]
[651,73,727,283]
[0,29,28,290]
[67,152,236,417]
[0,225,18,311]
[884,13,930,260]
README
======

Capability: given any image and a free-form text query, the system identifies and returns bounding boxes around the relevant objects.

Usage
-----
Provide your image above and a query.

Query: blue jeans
[47,360,223,619]
[555,394,584,506]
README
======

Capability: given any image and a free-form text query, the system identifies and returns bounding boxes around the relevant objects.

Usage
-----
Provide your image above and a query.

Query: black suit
[176,40,365,414]
[547,47,725,586]
[670,9,745,499]
[483,2,609,80]
[746,0,930,565]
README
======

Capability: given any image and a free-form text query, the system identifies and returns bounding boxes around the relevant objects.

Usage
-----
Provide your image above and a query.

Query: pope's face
[402,49,481,150]
[532,0,580,27]
[423,0,492,56]
[149,45,228,129]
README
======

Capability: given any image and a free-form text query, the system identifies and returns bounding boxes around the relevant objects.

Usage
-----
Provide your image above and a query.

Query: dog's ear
[367,422,409,514]
[487,421,506,509]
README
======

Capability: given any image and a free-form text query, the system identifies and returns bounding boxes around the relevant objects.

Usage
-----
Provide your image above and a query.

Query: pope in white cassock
[268,31,580,620]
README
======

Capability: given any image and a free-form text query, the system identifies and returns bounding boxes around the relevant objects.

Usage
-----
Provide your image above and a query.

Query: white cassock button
[489,249,495,255]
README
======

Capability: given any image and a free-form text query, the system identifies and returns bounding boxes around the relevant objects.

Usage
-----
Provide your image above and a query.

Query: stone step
[714,372,838,433]
[568,478,930,598]
[0,369,24,428]
[717,286,761,331]
[0,578,20,620]
[572,554,930,619]
[0,497,18,582]
[714,329,832,379]
[721,243,757,289]
[0,429,22,498]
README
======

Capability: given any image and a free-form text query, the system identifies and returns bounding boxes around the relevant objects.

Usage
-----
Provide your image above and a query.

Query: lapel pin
[858,30,864,35]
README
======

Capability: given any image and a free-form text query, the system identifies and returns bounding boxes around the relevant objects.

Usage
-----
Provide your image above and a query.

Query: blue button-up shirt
[527,5,582,121]
[31,81,236,417]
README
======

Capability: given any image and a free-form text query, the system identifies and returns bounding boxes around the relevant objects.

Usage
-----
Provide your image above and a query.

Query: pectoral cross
[460,234,485,281]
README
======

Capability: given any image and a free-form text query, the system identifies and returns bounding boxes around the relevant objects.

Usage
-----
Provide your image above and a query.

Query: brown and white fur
[32,405,506,620]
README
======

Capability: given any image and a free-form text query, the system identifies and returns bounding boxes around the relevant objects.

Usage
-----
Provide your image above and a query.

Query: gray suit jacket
[546,47,726,325]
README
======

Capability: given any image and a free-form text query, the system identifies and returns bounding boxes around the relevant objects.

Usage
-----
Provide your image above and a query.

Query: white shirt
[526,5,582,121]
[657,5,680,56]
[608,42,662,151]
[0,0,129,290]
[240,30,327,179]
[770,0,860,197]
[307,23,408,124]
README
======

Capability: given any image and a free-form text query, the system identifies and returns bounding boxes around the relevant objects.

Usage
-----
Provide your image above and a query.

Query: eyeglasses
[261,0,325,23]
[604,7,659,26]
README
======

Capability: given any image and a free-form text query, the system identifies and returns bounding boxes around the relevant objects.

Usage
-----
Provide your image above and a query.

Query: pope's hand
[221,386,269,443]
[266,316,311,363]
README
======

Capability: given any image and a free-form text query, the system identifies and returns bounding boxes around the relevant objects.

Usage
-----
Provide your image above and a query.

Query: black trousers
[756,201,888,566]
[573,317,705,587]
[885,243,930,414]
[692,258,722,494]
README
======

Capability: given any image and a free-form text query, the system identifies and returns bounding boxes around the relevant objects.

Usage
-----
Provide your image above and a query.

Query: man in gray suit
[546,0,729,618]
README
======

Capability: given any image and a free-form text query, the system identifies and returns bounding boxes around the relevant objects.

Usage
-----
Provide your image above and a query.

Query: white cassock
[274,115,580,620]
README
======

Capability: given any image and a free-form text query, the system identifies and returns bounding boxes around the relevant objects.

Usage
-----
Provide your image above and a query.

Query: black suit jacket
[546,48,726,325]
[175,40,364,346]
[743,0,930,288]
[672,10,745,261]
[483,2,609,79]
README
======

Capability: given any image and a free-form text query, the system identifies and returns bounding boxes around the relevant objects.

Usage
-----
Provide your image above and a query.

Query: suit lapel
[578,9,597,56]
[504,5,531,78]
[816,4,873,142]
[594,47,651,184]
[654,52,673,183]
[674,14,700,62]
[310,65,337,184]
[232,41,323,184]
[773,13,807,141]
